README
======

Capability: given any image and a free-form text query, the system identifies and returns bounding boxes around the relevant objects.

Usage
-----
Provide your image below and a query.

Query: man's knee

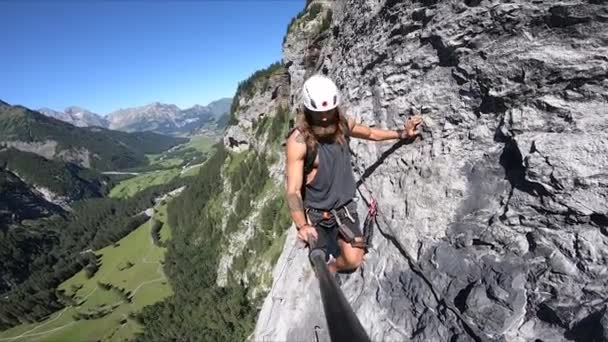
[344,255,363,270]
[341,247,364,271]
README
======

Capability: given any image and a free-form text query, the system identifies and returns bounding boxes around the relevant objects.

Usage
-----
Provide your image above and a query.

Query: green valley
[0,101,190,303]
[109,135,216,198]
[0,125,219,341]
[0,201,174,342]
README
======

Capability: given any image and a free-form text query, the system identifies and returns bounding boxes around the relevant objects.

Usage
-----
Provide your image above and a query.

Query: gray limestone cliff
[251,1,608,341]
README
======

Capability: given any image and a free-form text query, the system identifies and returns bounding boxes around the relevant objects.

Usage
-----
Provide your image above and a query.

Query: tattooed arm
[285,130,317,242]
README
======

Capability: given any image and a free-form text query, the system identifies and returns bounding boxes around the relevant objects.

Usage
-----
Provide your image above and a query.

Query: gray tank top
[304,141,356,210]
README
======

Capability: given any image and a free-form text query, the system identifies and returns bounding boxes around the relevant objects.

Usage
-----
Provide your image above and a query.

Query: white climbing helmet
[301,74,340,112]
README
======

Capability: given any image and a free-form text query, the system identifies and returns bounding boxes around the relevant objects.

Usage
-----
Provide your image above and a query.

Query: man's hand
[297,224,318,243]
[402,115,423,139]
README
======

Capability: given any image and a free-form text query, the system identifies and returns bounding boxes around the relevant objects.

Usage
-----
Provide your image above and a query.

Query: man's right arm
[285,130,317,242]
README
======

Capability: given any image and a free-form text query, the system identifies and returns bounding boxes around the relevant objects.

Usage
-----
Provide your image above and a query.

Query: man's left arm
[348,115,423,141]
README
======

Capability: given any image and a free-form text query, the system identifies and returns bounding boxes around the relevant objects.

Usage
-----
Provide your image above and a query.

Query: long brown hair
[294,105,349,150]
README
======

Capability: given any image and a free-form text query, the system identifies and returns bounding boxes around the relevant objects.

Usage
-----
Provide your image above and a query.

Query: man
[285,74,422,273]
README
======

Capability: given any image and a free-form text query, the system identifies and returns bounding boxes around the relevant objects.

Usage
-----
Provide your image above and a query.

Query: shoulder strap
[340,114,352,143]
[304,143,317,176]
[342,120,351,137]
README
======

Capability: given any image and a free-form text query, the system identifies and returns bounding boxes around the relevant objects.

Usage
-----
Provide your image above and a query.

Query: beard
[311,123,338,140]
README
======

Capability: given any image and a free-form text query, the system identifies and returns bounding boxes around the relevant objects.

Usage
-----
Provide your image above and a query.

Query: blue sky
[0,1,303,115]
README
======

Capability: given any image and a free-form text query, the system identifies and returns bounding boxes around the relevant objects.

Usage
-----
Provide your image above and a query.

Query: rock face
[223,67,290,153]
[253,1,608,341]
[216,63,291,289]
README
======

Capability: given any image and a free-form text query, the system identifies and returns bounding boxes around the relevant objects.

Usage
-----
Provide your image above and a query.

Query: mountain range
[38,106,108,128]
[0,100,186,171]
[38,98,232,136]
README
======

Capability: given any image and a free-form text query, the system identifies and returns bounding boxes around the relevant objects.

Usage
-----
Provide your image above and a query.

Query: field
[0,203,174,342]
[109,135,216,199]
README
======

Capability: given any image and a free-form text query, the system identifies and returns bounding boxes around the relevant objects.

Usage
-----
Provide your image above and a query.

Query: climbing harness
[360,196,377,251]
[307,202,370,250]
